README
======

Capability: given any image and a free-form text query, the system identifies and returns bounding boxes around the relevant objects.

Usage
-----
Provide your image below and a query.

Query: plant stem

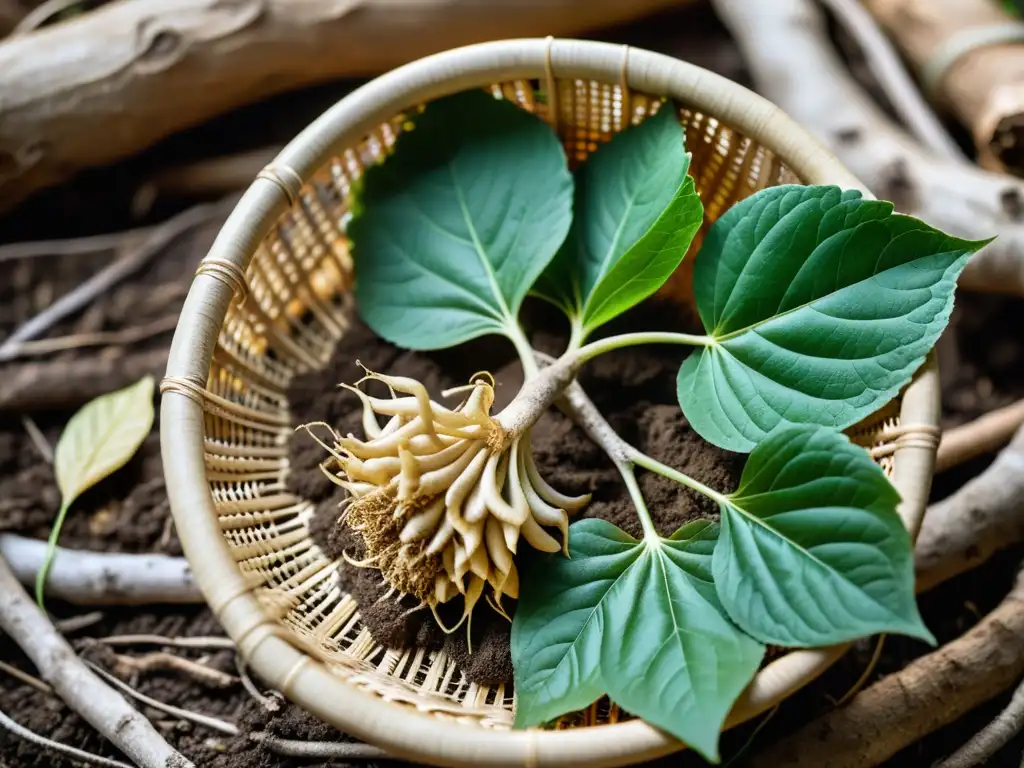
[620,465,660,542]
[508,326,540,379]
[575,331,712,364]
[567,315,585,353]
[631,450,731,507]
[35,501,68,607]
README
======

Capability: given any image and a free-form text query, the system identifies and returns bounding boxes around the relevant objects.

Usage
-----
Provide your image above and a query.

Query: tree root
[713,0,1024,297]
[0,534,203,604]
[935,398,1024,473]
[0,553,194,768]
[915,425,1024,592]
[749,569,1024,767]
[112,651,237,689]
[250,732,389,761]
[936,676,1024,768]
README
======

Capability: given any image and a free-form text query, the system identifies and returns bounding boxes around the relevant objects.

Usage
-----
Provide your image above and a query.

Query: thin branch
[817,0,962,159]
[916,424,1024,592]
[0,196,233,357]
[0,659,52,694]
[99,634,235,651]
[936,676,1024,768]
[0,705,132,768]
[0,314,179,361]
[21,415,53,463]
[0,553,193,767]
[0,228,147,263]
[87,662,239,736]
[250,732,390,760]
[113,652,237,689]
[936,398,1024,473]
[0,534,203,605]
[55,611,105,634]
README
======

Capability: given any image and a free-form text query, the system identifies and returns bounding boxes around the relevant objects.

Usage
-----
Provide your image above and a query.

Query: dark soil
[2,3,1024,766]
[286,298,743,687]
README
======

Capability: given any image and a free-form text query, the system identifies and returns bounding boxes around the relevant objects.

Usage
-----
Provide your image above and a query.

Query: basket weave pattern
[176,76,918,734]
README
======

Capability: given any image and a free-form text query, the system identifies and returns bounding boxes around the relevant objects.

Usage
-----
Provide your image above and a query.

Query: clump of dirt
[286,300,744,686]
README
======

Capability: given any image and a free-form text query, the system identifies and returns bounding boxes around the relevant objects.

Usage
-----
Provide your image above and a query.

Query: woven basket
[161,38,941,767]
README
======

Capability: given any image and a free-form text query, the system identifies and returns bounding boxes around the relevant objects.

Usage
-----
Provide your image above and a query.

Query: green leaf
[349,90,573,351]
[533,104,700,332]
[513,519,765,763]
[512,519,640,727]
[713,424,933,647]
[37,375,155,605]
[678,184,989,452]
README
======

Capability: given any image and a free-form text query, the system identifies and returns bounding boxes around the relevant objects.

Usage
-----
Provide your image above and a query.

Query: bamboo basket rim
[161,37,941,768]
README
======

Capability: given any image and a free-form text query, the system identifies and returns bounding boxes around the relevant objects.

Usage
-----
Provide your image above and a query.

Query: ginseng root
[302,363,589,635]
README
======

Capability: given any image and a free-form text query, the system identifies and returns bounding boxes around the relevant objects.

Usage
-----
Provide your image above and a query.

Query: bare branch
[0,534,203,604]
[916,425,1024,592]
[936,398,1024,473]
[86,662,239,736]
[250,731,389,760]
[0,553,193,767]
[936,676,1024,768]
[0,197,232,359]
[0,706,132,768]
[1,314,179,361]
[113,652,237,689]
[99,634,235,651]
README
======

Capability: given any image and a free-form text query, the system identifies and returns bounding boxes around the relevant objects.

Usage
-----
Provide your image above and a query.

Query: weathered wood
[0,0,690,210]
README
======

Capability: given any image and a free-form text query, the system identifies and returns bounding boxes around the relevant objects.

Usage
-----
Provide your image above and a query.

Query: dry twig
[0,346,168,412]
[714,0,1024,297]
[99,634,235,651]
[0,534,202,604]
[235,655,280,711]
[0,197,231,360]
[11,0,84,35]
[0,659,51,694]
[749,569,1024,767]
[20,414,52,462]
[0,314,179,361]
[87,662,239,736]
[0,705,132,768]
[936,398,1024,473]
[250,732,389,760]
[54,611,105,634]
[113,652,237,689]
[915,425,1024,592]
[0,553,193,767]
[936,676,1024,768]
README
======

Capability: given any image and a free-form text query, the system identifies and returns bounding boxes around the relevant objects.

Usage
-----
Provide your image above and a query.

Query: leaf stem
[631,450,731,507]
[508,326,540,379]
[575,331,712,364]
[567,315,585,353]
[619,465,660,542]
[35,501,69,607]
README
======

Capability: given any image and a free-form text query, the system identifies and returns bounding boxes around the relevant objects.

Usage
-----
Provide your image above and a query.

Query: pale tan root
[749,570,1024,767]
[0,553,194,768]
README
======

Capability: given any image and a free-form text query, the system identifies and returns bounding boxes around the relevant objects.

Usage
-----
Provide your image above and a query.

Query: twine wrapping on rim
[256,163,305,207]
[869,423,942,460]
[195,257,248,306]
[159,374,209,407]
[921,22,1024,98]
[543,36,559,134]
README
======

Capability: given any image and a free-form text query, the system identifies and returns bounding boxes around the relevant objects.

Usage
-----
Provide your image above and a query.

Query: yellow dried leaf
[54,375,155,506]
[36,375,155,605]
